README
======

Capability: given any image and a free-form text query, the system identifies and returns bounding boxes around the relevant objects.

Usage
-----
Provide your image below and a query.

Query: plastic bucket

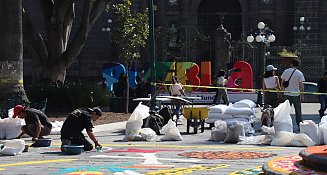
[63,145,84,155]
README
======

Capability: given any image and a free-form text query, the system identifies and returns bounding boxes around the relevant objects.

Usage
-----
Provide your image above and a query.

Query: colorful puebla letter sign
[102,61,253,93]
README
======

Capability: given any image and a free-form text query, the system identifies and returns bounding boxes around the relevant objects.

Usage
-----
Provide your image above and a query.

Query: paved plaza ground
[0,103,324,175]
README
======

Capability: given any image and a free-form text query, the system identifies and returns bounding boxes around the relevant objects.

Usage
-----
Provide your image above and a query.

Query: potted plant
[278,48,298,67]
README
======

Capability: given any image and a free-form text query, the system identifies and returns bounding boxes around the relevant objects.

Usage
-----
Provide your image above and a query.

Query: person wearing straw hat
[60,107,102,152]
[262,65,281,108]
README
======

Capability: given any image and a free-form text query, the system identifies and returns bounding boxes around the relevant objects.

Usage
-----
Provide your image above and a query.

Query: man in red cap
[14,105,52,141]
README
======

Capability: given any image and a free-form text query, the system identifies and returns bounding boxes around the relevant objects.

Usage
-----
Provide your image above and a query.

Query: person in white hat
[262,65,281,108]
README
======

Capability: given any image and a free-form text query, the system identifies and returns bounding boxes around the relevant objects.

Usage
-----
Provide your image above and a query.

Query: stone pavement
[0,103,324,175]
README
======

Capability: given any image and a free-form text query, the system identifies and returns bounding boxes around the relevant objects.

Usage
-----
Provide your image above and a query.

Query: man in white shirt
[281,59,305,130]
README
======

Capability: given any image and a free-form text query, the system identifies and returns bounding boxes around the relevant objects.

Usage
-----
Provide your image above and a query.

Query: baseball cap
[266,65,277,71]
[13,105,25,118]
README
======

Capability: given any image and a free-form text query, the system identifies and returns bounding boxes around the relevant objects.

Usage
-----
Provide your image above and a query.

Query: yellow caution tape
[0,79,23,84]
[153,83,327,95]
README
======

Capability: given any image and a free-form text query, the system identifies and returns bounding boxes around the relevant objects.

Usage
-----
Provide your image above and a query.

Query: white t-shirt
[264,76,278,89]
[217,76,227,86]
[281,68,305,96]
[170,83,184,96]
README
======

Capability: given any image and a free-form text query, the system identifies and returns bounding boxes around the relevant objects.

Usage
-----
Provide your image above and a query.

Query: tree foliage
[112,0,149,62]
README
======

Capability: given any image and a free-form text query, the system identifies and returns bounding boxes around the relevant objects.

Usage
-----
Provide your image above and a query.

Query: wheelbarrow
[183,107,209,134]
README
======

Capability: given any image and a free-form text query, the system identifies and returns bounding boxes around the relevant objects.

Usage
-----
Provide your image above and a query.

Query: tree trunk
[0,0,29,117]
[23,0,109,83]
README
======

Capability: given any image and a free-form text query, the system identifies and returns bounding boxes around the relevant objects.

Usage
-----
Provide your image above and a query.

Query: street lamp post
[293,16,310,57]
[148,0,156,109]
[247,22,276,106]
[101,19,112,63]
[293,16,311,32]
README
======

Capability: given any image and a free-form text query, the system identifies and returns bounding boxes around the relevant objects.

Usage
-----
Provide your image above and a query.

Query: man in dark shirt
[60,107,102,152]
[318,71,327,118]
[14,105,52,141]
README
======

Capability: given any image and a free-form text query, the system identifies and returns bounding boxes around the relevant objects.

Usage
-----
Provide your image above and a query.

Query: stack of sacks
[206,104,232,124]
[206,99,256,135]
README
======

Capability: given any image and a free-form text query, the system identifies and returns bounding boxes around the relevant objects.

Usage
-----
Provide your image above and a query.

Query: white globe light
[293,26,298,31]
[107,19,112,24]
[106,28,111,32]
[255,35,263,42]
[257,22,265,29]
[300,17,305,22]
[101,28,106,32]
[247,35,254,42]
[268,34,276,42]
[307,26,311,31]
[299,25,305,31]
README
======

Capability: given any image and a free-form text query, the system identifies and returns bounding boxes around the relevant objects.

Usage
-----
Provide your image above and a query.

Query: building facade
[23,0,327,83]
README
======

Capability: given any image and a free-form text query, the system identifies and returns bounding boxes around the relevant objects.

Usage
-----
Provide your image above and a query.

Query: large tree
[0,0,29,118]
[23,0,110,83]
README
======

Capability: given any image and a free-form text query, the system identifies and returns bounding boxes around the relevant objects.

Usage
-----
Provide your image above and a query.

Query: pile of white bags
[271,131,315,147]
[206,99,256,135]
[224,122,245,143]
[160,119,183,141]
[210,120,227,142]
[210,119,247,143]
[0,139,25,156]
[273,100,293,133]
[0,118,25,140]
[269,100,317,147]
[123,103,152,141]
[300,120,319,144]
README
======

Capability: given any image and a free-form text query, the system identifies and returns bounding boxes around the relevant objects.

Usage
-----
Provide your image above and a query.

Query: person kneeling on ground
[14,105,52,141]
[60,107,102,152]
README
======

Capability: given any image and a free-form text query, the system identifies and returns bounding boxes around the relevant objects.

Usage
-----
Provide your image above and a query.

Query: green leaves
[25,82,110,112]
[112,0,149,61]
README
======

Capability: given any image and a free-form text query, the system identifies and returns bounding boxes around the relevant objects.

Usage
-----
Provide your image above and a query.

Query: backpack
[142,111,164,135]
[158,107,172,125]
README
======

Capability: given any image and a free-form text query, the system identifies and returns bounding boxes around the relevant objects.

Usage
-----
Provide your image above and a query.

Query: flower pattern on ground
[179,151,276,160]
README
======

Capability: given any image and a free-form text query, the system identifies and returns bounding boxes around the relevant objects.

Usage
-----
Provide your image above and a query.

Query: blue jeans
[285,95,302,127]
[319,95,327,118]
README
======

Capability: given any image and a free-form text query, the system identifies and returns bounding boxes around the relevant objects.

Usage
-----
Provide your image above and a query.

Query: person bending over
[14,105,52,141]
[60,107,102,152]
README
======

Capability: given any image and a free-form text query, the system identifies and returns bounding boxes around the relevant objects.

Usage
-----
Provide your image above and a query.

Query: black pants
[61,133,93,152]
[213,88,229,105]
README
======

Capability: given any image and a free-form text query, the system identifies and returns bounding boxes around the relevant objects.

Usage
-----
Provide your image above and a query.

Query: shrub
[25,82,110,112]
